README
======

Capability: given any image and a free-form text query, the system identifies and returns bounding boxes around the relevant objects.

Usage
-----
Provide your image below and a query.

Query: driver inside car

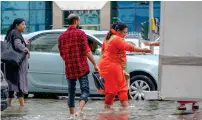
[88,40,98,53]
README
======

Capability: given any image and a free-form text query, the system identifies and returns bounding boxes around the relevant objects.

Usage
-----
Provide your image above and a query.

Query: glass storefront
[63,10,100,30]
[113,1,161,32]
[1,1,52,34]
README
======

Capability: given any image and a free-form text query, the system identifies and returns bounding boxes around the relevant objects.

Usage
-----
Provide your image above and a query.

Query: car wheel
[129,75,156,100]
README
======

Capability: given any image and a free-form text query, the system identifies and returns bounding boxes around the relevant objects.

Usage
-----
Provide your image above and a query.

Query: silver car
[1,29,159,100]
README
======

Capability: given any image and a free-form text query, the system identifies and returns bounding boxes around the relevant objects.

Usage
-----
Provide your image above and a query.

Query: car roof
[24,29,103,45]
[23,29,107,39]
[1,29,106,43]
[26,29,107,35]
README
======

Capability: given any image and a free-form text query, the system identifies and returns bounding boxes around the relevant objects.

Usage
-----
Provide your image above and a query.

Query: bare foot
[192,102,199,110]
[74,110,83,117]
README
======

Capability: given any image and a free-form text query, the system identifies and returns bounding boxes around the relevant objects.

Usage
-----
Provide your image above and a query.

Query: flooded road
[1,97,202,120]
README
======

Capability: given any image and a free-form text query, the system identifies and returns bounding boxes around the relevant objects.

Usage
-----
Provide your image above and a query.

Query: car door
[86,35,102,94]
[28,32,64,91]
[62,34,102,95]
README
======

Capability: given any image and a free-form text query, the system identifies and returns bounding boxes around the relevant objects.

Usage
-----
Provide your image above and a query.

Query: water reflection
[99,111,128,120]
[2,106,28,117]
[176,111,202,120]
[1,98,202,120]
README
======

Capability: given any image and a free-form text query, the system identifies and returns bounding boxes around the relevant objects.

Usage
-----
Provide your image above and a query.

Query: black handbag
[92,72,105,90]
[1,38,26,69]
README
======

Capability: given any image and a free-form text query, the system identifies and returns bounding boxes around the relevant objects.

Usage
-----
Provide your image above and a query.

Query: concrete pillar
[100,1,111,30]
[52,2,63,29]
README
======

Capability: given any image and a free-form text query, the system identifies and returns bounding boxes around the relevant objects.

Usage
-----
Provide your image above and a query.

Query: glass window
[135,8,149,22]
[77,10,100,25]
[1,1,29,10]
[88,37,101,55]
[51,44,59,53]
[30,33,61,52]
[45,1,52,10]
[134,2,160,9]
[24,25,30,34]
[30,1,45,10]
[154,1,161,7]
[1,25,9,34]
[29,10,45,24]
[1,25,9,35]
[45,25,53,30]
[135,1,149,8]
[154,8,161,20]
[125,23,135,32]
[63,10,100,25]
[118,8,135,23]
[118,1,135,8]
[45,10,52,25]
[127,41,136,46]
[134,22,141,32]
[111,9,118,24]
[93,34,106,41]
[1,25,29,35]
[81,26,99,30]
[111,1,118,9]
[2,10,29,25]
[63,11,71,25]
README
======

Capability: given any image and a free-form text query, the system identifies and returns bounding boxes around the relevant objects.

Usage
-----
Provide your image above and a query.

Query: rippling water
[1,98,202,120]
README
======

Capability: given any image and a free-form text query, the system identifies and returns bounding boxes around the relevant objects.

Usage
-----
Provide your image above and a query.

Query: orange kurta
[98,35,135,94]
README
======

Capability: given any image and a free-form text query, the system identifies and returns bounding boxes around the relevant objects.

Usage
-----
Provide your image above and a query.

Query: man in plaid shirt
[58,14,99,116]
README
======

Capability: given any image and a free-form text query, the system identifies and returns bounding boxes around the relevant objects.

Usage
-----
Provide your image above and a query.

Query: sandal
[192,104,199,110]
[177,106,187,111]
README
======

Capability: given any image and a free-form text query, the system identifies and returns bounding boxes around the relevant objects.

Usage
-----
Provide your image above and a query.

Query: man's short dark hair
[68,14,79,25]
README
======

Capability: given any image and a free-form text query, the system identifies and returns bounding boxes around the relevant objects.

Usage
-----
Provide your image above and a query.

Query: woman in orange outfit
[144,41,199,111]
[98,22,152,109]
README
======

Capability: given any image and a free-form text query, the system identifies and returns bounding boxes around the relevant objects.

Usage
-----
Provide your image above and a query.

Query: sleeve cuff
[86,46,91,53]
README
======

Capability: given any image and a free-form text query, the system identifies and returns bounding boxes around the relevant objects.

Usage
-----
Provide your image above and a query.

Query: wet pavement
[1,97,202,120]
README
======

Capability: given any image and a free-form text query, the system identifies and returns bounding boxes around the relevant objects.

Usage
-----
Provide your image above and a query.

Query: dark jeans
[67,75,90,108]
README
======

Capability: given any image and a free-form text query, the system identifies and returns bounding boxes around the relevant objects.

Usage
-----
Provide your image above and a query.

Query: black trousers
[8,91,24,98]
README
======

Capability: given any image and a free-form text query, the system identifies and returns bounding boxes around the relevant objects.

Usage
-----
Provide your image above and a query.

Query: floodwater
[1,97,202,120]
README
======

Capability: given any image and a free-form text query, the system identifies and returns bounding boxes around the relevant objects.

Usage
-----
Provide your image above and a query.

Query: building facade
[1,1,161,34]
[52,1,110,31]
[1,1,53,34]
[111,1,161,32]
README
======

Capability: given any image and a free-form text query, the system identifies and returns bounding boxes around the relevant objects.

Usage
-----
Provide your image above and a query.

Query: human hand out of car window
[143,48,152,53]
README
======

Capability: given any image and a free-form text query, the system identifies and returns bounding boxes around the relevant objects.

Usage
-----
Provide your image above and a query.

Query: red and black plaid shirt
[58,26,91,79]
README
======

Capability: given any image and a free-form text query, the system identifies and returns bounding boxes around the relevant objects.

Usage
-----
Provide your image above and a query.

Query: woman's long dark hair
[106,22,128,40]
[5,18,25,40]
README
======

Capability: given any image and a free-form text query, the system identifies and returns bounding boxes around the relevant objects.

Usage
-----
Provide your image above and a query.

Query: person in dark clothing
[88,40,98,53]
[5,18,30,107]
[58,14,99,116]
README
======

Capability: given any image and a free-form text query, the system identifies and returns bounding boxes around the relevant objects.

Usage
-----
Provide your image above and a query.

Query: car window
[93,34,106,41]
[127,41,136,46]
[30,33,61,52]
[87,36,101,56]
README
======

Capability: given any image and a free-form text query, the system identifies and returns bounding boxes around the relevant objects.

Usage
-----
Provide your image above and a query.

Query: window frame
[29,32,62,53]
[87,35,102,55]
